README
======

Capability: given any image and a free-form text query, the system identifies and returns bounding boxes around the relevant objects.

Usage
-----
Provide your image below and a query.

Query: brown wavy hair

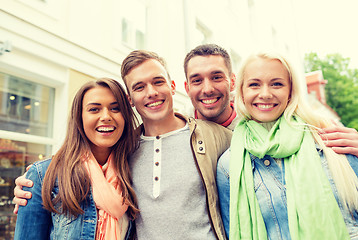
[42,78,139,219]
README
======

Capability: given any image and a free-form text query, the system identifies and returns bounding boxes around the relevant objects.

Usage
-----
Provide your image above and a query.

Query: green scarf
[229,116,349,240]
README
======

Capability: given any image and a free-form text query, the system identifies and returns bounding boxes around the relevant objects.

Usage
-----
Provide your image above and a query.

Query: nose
[147,84,158,98]
[202,79,214,95]
[258,85,272,99]
[100,108,112,122]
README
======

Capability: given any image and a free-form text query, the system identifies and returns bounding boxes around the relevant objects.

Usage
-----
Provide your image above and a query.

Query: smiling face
[242,58,291,123]
[82,86,125,154]
[184,55,235,123]
[125,59,175,125]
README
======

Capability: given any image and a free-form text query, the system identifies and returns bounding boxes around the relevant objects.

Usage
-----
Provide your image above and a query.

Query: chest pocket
[253,158,288,209]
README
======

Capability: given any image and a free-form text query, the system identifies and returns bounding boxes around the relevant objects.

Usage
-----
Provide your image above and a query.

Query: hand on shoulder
[320,125,358,157]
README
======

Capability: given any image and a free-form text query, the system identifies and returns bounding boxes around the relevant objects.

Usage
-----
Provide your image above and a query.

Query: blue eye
[248,83,259,87]
[272,82,284,87]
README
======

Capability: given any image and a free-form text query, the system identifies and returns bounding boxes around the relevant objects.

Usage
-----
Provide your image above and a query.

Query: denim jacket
[14,159,134,240]
[217,147,358,240]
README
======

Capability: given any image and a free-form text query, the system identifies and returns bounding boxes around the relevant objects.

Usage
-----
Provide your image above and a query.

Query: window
[121,18,131,45]
[0,72,54,137]
[230,50,242,74]
[120,0,147,49]
[0,73,54,238]
[195,20,212,45]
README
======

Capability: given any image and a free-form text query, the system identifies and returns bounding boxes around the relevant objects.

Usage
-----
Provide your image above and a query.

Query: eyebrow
[247,77,285,82]
[131,76,167,90]
[153,76,166,80]
[271,78,285,81]
[189,70,225,79]
[85,102,118,107]
[211,70,225,75]
[188,73,200,79]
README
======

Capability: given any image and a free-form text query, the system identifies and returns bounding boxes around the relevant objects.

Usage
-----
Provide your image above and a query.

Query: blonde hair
[235,51,358,211]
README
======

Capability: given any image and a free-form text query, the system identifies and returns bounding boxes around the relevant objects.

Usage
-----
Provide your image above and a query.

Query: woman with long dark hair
[14,78,139,240]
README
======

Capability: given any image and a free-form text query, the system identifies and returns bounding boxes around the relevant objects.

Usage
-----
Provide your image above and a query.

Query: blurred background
[0,0,357,238]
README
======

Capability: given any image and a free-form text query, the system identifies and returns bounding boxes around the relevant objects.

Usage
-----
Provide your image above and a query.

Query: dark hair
[42,78,139,219]
[183,44,232,79]
[121,50,171,92]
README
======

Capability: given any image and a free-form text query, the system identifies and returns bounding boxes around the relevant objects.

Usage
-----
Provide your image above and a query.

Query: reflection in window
[0,138,51,239]
[0,72,55,137]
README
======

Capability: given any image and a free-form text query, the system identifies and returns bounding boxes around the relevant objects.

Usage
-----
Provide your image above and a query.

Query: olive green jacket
[179,113,232,240]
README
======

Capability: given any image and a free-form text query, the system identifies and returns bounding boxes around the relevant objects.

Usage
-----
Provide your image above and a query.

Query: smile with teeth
[96,126,115,132]
[146,101,163,107]
[255,103,277,109]
[201,98,218,104]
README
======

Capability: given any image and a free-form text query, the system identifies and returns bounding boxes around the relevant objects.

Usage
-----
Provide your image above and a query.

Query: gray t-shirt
[129,124,216,240]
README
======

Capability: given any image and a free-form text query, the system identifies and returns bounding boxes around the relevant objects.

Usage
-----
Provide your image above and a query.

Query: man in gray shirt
[120,50,231,239]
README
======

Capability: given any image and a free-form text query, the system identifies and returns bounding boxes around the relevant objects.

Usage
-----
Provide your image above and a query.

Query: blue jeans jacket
[14,159,134,240]
[217,148,358,239]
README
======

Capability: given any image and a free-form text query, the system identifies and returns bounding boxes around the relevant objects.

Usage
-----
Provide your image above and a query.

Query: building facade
[0,0,300,237]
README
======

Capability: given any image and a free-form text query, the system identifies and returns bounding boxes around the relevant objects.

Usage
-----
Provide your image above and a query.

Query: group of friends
[12,44,358,240]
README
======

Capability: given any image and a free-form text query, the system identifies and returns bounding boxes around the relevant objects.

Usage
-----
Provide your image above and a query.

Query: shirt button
[198,140,203,144]
[156,136,160,139]
[199,147,203,151]
[155,162,159,166]
[264,159,270,166]
[154,176,159,181]
[155,148,160,153]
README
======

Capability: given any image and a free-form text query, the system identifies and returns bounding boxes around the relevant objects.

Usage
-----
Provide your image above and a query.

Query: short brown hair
[121,50,171,93]
[183,44,232,79]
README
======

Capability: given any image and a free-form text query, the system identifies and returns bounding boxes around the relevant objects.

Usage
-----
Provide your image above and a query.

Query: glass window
[0,139,52,239]
[136,30,145,49]
[0,72,55,239]
[121,18,131,44]
[195,21,212,45]
[120,0,146,48]
[0,72,55,137]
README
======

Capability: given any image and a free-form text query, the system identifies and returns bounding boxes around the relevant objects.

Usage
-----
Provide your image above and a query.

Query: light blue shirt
[217,147,358,239]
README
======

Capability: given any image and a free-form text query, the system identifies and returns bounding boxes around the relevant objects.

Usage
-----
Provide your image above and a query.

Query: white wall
[0,0,303,153]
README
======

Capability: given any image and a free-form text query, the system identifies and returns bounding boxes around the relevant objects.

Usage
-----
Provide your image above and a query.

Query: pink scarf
[83,152,129,240]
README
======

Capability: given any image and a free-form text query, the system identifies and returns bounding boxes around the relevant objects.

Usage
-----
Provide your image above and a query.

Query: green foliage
[304,52,358,130]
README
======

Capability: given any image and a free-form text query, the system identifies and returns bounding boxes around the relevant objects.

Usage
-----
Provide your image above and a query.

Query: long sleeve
[14,162,52,240]
[217,148,230,238]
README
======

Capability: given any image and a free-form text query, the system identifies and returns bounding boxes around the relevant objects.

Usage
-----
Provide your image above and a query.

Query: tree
[304,52,358,130]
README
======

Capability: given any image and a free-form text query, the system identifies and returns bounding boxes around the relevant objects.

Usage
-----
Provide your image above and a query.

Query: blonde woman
[217,52,358,239]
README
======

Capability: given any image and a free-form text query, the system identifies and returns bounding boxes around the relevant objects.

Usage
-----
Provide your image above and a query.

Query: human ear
[171,80,176,95]
[127,94,134,107]
[230,73,236,92]
[184,81,189,94]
